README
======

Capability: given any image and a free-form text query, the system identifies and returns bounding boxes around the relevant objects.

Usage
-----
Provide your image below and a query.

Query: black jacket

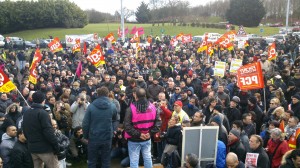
[23,103,59,154]
[228,140,246,163]
[223,107,241,127]
[249,146,270,168]
[166,125,182,146]
[10,140,34,168]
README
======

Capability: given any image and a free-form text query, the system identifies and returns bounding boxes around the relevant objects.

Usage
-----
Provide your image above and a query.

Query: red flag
[130,26,137,34]
[48,37,63,53]
[87,44,105,68]
[83,42,87,55]
[29,49,42,84]
[182,34,192,43]
[76,61,82,78]
[0,69,16,93]
[268,42,276,60]
[137,27,144,35]
[236,62,264,90]
[72,39,81,53]
[106,33,116,43]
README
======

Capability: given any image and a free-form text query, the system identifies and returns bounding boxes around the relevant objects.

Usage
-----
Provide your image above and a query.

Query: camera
[116,130,122,136]
[159,132,167,139]
[119,93,125,97]
[61,106,65,111]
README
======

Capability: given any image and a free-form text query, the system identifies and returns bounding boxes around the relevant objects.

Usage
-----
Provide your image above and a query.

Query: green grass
[4,23,280,40]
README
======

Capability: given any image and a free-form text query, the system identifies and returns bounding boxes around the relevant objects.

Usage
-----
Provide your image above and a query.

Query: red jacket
[160,106,172,132]
[267,139,290,168]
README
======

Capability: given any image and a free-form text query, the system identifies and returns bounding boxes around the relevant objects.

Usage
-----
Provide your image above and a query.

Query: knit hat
[214,105,223,113]
[248,96,257,105]
[292,94,300,100]
[231,96,240,104]
[32,91,46,104]
[211,115,222,126]
[174,100,183,107]
[230,129,240,139]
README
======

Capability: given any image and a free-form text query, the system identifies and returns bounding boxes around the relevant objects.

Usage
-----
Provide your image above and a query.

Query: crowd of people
[0,33,299,168]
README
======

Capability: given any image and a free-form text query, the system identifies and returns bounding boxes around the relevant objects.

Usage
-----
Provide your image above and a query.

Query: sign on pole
[230,59,243,73]
[214,61,226,77]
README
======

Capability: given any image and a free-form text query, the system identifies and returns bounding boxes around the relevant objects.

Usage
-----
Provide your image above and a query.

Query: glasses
[175,89,180,90]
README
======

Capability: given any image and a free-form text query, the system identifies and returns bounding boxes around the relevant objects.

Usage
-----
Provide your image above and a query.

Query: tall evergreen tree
[226,0,265,27]
[135,2,151,23]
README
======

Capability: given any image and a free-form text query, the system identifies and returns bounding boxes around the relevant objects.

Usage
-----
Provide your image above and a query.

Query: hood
[2,133,14,141]
[5,103,19,114]
[187,87,194,95]
[93,97,112,109]
[133,98,149,113]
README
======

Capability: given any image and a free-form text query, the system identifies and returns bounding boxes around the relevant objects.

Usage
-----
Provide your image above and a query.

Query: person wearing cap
[266,128,289,168]
[291,94,300,119]
[224,96,241,128]
[210,115,228,145]
[286,81,300,103]
[211,105,230,132]
[172,100,189,124]
[23,91,60,168]
[271,73,287,93]
[227,129,246,163]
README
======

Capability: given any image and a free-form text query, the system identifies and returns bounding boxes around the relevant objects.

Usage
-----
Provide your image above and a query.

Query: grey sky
[70,0,216,14]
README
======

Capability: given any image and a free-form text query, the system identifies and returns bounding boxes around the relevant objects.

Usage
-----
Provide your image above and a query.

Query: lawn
[4,23,280,40]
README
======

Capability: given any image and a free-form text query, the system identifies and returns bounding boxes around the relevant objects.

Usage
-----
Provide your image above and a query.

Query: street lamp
[285,0,290,33]
[121,0,125,41]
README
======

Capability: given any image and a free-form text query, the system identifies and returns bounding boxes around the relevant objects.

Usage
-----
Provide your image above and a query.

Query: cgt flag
[48,37,63,53]
[72,39,81,53]
[87,44,105,68]
[268,42,276,60]
[0,69,16,93]
[236,62,264,90]
[29,49,42,84]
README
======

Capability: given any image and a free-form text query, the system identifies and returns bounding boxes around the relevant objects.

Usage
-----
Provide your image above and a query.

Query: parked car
[192,35,203,42]
[31,39,48,48]
[25,41,36,48]
[272,34,287,42]
[292,32,300,37]
[269,22,283,27]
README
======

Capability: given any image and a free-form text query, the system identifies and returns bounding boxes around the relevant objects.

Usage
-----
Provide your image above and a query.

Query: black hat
[214,105,223,113]
[248,96,257,105]
[292,94,300,100]
[32,91,46,104]
[211,115,222,126]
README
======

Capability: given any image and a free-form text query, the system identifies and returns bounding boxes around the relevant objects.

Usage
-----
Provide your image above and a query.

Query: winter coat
[70,101,89,129]
[165,125,182,146]
[54,130,70,160]
[82,96,117,142]
[0,133,17,168]
[10,140,34,168]
[248,146,270,168]
[147,84,164,101]
[228,140,246,163]
[223,107,241,128]
[23,103,59,154]
[291,102,300,120]
[5,103,22,126]
[0,99,13,114]
[267,139,290,168]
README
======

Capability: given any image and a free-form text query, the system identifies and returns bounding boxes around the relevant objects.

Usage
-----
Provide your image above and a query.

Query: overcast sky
[70,0,216,14]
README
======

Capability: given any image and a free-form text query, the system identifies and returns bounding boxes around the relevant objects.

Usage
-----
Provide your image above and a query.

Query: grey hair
[270,128,282,137]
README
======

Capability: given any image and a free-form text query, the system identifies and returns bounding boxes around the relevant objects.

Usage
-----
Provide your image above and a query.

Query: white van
[0,35,4,47]
[205,33,221,43]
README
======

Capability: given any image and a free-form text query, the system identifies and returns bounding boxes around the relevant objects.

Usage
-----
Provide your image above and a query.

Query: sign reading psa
[237,62,264,90]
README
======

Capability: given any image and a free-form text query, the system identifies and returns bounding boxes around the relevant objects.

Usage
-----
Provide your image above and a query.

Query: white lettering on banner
[269,48,276,55]
[87,53,100,63]
[0,73,4,86]
[240,76,258,85]
[50,41,60,51]
[239,65,257,75]
[32,69,37,77]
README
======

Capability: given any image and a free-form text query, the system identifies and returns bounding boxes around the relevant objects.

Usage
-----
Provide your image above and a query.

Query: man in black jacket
[23,91,60,168]
[10,129,33,168]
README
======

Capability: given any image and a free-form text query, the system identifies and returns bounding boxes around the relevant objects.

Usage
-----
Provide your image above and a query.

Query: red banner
[182,34,192,43]
[0,69,16,93]
[236,62,264,90]
[106,33,116,43]
[29,49,42,84]
[87,44,105,68]
[48,37,63,53]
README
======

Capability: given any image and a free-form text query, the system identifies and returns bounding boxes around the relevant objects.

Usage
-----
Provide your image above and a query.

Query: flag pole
[72,75,76,84]
[263,87,267,114]
[17,89,30,107]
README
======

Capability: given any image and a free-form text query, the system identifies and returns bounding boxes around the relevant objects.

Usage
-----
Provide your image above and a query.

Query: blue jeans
[87,141,111,168]
[128,140,152,168]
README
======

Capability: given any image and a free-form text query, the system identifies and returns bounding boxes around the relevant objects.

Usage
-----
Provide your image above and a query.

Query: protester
[82,87,117,167]
[23,91,60,168]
